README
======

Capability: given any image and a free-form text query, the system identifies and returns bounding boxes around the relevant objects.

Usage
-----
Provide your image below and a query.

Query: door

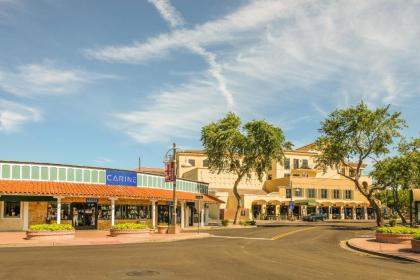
[71,203,97,230]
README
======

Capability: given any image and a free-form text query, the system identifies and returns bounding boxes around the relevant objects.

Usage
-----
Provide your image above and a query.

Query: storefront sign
[106,170,137,186]
[86,198,98,203]
[195,195,204,200]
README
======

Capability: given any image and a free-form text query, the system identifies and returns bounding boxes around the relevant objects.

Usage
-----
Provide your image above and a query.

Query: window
[341,168,346,176]
[333,189,340,199]
[307,188,316,198]
[349,169,356,177]
[3,201,20,218]
[320,189,328,199]
[188,159,195,167]
[294,188,302,197]
[302,159,309,169]
[284,173,291,178]
[286,189,292,198]
[293,159,299,169]
[345,190,353,199]
[115,205,151,220]
[203,159,209,168]
[284,158,290,169]
[98,205,111,220]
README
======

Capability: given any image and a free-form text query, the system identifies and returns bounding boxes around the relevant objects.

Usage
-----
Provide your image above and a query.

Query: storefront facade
[411,189,420,226]
[0,161,221,231]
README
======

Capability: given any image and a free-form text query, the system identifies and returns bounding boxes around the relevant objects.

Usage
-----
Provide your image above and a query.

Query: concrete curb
[345,240,420,263]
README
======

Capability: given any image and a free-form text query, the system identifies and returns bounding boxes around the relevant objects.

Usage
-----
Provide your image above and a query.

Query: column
[340,206,345,220]
[56,197,62,224]
[328,206,332,220]
[180,201,185,229]
[151,200,157,228]
[22,201,29,231]
[216,204,221,225]
[364,206,368,220]
[275,205,280,220]
[316,206,320,214]
[110,198,116,226]
[352,207,356,220]
[205,204,210,225]
[200,204,205,226]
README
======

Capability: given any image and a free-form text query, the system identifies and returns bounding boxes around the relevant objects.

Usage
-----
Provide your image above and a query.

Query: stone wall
[28,202,48,225]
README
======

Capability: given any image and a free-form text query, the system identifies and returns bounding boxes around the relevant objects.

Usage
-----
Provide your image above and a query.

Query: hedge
[376,226,420,235]
[29,224,74,231]
[111,223,149,230]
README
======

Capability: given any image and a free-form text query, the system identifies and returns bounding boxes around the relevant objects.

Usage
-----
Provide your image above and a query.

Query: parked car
[303,213,325,222]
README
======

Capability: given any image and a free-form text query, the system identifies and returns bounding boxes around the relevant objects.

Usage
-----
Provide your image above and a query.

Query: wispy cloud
[0,62,115,97]
[147,0,184,28]
[0,99,41,133]
[89,0,420,143]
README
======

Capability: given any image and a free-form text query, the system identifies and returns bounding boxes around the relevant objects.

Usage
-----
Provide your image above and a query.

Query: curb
[345,240,420,263]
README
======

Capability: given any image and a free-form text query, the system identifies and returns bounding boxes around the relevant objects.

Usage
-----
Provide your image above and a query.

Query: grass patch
[239,220,256,226]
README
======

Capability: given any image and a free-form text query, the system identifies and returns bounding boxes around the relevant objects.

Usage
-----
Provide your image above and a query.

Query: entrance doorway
[71,203,97,230]
[252,205,262,220]
[293,206,301,220]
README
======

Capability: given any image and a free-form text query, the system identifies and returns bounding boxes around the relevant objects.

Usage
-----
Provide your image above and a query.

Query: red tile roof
[0,180,223,204]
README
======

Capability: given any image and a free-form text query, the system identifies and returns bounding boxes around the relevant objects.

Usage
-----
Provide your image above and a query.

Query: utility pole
[171,143,177,232]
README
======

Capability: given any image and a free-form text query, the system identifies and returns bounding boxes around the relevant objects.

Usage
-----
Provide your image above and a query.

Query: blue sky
[0,0,419,169]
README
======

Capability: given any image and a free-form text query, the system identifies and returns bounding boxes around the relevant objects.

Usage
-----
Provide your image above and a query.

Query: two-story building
[176,144,374,222]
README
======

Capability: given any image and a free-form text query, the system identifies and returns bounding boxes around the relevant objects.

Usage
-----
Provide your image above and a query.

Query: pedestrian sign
[288,201,295,210]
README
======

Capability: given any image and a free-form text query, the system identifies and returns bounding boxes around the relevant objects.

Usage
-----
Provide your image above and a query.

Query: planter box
[110,229,151,237]
[157,226,168,234]
[375,233,414,244]
[411,239,420,253]
[26,230,75,240]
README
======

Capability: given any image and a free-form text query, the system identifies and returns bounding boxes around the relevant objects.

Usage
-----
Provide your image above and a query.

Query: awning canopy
[0,180,223,204]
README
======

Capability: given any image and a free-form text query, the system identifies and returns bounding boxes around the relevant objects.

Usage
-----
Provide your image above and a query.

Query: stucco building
[176,144,374,222]
[0,161,221,231]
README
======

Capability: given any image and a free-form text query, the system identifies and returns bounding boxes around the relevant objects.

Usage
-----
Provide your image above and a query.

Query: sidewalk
[0,231,210,248]
[347,237,420,263]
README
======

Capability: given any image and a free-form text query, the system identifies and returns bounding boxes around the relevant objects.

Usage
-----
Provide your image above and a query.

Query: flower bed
[26,224,75,240]
[411,234,420,253]
[375,226,419,244]
[110,223,151,237]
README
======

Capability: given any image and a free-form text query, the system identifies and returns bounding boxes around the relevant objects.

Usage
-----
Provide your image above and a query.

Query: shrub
[239,220,256,226]
[29,224,73,231]
[389,214,398,227]
[221,219,229,227]
[111,223,149,230]
[157,223,169,227]
[415,234,420,240]
[376,226,419,235]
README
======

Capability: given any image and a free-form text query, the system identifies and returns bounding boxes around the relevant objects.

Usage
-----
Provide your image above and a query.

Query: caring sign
[106,170,137,187]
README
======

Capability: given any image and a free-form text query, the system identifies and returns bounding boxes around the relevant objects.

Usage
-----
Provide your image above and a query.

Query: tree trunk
[233,174,244,225]
[357,181,384,226]
[392,188,407,224]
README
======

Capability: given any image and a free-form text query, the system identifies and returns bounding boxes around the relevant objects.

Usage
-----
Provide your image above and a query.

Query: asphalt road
[0,223,418,280]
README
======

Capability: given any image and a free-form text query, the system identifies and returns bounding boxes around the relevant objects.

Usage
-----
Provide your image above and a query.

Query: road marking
[271,227,315,240]
[210,235,272,241]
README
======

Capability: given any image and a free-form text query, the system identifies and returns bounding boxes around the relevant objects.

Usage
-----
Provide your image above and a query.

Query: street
[0,223,418,280]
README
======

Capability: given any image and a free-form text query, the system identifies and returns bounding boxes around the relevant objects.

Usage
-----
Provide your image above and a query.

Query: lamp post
[164,143,178,234]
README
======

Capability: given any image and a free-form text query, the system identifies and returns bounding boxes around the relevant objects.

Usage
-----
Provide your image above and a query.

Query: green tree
[372,138,419,224]
[315,102,406,226]
[201,113,289,224]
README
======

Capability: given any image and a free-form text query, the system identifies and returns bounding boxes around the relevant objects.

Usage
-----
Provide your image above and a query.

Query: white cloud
[90,0,420,143]
[148,0,184,28]
[0,62,115,97]
[0,99,41,133]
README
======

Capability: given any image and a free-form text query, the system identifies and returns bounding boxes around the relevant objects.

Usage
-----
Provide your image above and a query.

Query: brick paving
[0,230,210,248]
[347,237,420,263]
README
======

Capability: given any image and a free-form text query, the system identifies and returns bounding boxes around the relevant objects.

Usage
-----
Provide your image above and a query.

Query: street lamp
[163,143,178,234]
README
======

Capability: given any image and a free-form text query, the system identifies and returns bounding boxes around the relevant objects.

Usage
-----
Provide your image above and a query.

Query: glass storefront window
[47,202,71,220]
[3,201,20,218]
[115,205,151,220]
[98,205,111,220]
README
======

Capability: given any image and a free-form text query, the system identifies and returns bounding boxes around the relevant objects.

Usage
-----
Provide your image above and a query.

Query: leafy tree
[372,138,419,224]
[315,102,406,226]
[201,112,289,224]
